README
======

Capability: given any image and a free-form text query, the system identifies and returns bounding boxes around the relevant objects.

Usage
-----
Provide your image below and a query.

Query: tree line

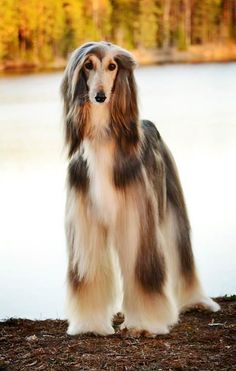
[0,0,235,63]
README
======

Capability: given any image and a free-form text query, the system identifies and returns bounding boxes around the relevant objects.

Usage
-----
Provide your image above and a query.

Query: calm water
[0,63,236,319]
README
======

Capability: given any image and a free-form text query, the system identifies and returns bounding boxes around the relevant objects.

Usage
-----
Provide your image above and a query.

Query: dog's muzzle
[95,91,106,103]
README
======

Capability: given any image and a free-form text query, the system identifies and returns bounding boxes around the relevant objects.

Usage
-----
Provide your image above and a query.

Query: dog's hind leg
[158,140,220,314]
[161,204,220,314]
[65,189,117,336]
[177,275,221,313]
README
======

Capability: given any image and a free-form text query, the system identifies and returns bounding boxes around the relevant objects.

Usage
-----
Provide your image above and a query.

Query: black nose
[95,91,106,103]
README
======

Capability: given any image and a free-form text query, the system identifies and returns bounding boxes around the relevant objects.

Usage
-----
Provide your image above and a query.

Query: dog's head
[61,41,139,157]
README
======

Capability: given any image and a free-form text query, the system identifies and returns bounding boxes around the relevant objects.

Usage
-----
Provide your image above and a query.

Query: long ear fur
[110,52,140,153]
[61,44,96,157]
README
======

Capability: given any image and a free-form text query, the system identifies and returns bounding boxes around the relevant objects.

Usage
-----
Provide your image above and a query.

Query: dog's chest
[83,141,119,225]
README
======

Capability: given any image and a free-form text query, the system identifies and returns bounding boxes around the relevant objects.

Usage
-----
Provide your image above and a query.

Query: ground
[0,297,235,370]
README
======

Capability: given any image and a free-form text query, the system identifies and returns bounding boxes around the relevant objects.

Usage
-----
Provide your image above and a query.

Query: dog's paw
[182,296,221,313]
[120,322,169,337]
[67,323,80,336]
[93,325,115,336]
[199,297,221,312]
[67,323,115,336]
[191,296,221,312]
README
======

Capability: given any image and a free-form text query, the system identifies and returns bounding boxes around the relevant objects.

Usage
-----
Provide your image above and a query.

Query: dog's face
[84,53,118,104]
[63,42,136,106]
[61,42,139,156]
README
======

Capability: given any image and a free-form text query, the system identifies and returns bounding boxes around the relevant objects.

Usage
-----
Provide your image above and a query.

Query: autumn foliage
[0,0,235,64]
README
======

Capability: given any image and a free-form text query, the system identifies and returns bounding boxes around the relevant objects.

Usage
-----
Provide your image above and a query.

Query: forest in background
[0,0,236,68]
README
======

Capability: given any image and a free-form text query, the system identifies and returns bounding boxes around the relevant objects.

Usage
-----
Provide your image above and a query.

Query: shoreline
[1,43,236,74]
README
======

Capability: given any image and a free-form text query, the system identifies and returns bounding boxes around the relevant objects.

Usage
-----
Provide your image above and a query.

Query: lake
[0,63,236,320]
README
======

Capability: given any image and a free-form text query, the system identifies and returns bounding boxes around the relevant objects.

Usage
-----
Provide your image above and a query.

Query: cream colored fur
[65,121,219,336]
[64,50,220,337]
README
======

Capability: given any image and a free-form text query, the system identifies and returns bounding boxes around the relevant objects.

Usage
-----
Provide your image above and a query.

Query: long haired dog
[61,41,220,336]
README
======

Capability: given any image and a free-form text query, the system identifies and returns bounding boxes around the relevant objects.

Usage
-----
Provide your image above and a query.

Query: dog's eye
[108,63,116,71]
[85,62,93,70]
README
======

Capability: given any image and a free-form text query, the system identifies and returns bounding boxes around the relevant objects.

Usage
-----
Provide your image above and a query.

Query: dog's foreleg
[65,190,116,336]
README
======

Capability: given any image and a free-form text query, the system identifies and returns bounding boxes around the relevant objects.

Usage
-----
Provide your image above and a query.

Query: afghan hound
[61,41,220,337]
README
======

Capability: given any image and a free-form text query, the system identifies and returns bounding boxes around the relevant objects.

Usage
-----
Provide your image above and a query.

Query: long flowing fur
[61,41,220,336]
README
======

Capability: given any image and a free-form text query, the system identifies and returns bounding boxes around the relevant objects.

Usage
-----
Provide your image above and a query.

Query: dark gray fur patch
[68,267,83,291]
[86,45,106,61]
[65,117,81,158]
[68,155,89,192]
[142,120,194,278]
[113,148,142,188]
[135,198,166,293]
[74,70,88,105]
[70,43,98,73]
[159,139,194,277]
[115,120,140,148]
[114,53,136,70]
[141,120,166,222]
[112,122,141,188]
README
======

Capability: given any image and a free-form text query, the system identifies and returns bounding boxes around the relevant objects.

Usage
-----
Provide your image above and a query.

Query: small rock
[26,335,38,342]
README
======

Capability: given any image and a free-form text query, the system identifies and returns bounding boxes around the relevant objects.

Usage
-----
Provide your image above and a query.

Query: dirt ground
[0,297,235,371]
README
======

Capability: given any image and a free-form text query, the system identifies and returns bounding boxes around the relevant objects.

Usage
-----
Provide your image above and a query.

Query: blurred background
[0,1,236,320]
[0,0,236,68]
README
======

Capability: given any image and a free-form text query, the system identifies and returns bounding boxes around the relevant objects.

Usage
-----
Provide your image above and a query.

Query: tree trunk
[163,0,171,50]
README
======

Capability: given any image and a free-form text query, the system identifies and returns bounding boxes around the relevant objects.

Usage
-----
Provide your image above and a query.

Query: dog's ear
[61,48,89,158]
[110,52,139,153]
[75,70,88,106]
[61,70,77,157]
